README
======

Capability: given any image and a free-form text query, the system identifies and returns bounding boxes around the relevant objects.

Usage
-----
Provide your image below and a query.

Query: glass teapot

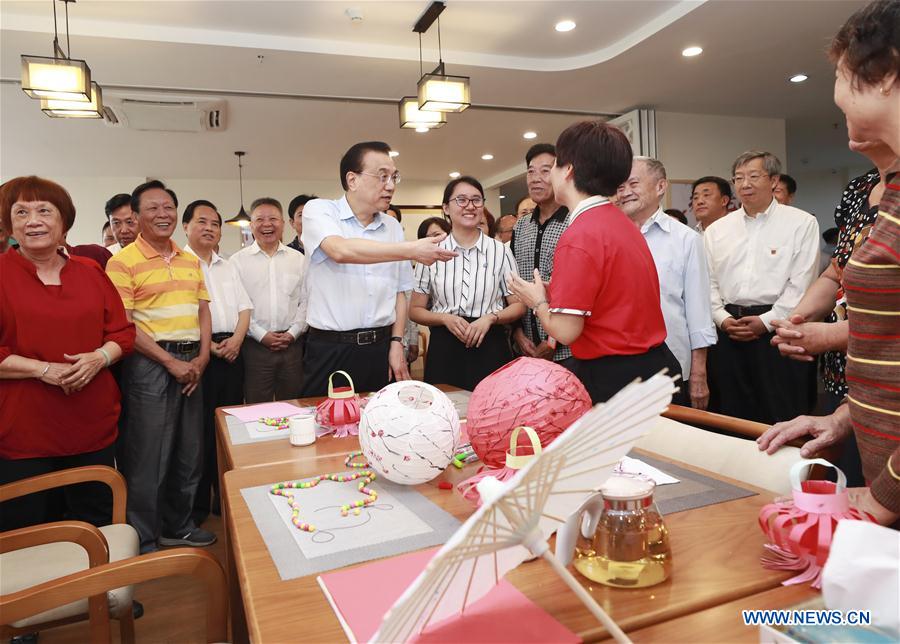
[556,473,672,588]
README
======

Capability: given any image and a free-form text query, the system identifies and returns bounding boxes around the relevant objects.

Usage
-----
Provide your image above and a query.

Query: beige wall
[656,111,787,182]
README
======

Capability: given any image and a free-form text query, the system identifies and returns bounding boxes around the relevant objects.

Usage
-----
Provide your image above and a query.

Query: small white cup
[289,415,316,447]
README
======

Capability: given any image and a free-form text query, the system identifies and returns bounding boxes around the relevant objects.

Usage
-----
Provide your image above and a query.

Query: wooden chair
[0,465,226,643]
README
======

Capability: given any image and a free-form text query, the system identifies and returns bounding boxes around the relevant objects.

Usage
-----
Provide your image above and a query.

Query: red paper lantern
[458,357,592,503]
[315,371,361,438]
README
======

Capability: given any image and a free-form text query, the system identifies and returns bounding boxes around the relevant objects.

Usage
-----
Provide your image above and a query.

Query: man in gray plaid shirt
[509,143,576,370]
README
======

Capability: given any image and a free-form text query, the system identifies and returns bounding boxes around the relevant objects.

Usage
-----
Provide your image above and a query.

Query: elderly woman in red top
[508,121,682,403]
[0,176,135,531]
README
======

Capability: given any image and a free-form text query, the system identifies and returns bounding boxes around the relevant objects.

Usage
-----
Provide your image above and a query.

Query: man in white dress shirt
[231,197,306,403]
[704,151,820,423]
[300,141,457,396]
[617,157,717,409]
[105,192,139,255]
[183,200,252,522]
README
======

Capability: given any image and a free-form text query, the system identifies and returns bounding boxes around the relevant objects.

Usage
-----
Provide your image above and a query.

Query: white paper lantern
[359,381,461,485]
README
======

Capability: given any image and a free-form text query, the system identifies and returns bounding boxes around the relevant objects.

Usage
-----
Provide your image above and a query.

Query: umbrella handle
[541,549,632,644]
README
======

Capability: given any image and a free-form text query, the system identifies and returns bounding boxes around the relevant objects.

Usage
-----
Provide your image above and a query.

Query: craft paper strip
[241,479,461,580]
[616,456,680,485]
[222,401,310,423]
[317,547,578,644]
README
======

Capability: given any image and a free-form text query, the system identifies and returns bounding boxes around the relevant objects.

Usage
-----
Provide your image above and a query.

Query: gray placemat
[630,452,757,514]
[242,479,462,580]
[224,412,291,445]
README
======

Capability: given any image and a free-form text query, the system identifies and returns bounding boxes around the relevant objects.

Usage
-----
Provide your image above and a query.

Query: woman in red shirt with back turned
[0,176,135,531]
[509,121,682,403]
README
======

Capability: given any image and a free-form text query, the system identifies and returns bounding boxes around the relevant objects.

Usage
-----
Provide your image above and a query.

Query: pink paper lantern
[458,357,592,502]
[758,459,875,588]
[316,371,361,438]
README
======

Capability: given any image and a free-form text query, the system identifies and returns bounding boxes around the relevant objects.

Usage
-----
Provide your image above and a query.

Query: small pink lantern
[758,458,876,588]
[458,357,592,503]
[315,371,361,438]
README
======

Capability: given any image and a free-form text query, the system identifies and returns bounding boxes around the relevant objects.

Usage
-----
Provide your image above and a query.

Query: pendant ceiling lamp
[41,81,103,118]
[21,0,95,104]
[398,1,469,130]
[225,151,251,227]
[415,3,470,113]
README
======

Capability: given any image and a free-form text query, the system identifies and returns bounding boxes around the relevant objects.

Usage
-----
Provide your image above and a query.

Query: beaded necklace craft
[258,416,292,432]
[270,451,377,532]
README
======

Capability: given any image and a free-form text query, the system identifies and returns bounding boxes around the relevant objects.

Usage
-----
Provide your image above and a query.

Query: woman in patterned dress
[758,0,900,525]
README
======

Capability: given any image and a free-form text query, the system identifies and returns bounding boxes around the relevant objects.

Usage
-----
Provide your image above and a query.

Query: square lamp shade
[398,96,447,129]
[417,72,470,113]
[41,82,103,118]
[21,55,92,102]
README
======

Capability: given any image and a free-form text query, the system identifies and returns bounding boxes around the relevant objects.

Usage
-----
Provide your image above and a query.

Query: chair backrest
[636,416,801,496]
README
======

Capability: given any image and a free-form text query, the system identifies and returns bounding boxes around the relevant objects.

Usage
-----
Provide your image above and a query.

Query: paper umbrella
[372,373,677,643]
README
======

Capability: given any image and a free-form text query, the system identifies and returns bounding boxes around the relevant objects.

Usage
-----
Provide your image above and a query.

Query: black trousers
[300,335,391,397]
[574,344,685,405]
[0,443,115,532]
[193,351,244,523]
[425,323,512,391]
[241,337,304,404]
[707,329,816,424]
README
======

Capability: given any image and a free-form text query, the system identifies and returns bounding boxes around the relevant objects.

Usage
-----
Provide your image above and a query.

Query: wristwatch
[390,336,406,347]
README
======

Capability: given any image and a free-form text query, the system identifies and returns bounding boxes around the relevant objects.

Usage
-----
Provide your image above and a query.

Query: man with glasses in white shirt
[182,200,252,522]
[300,141,457,396]
[617,157,716,409]
[704,150,820,424]
[231,197,306,403]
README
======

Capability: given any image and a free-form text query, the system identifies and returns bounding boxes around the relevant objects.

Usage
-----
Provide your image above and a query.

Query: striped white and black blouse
[413,232,518,318]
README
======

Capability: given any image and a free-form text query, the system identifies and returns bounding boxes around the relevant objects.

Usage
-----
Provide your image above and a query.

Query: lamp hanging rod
[0,79,617,118]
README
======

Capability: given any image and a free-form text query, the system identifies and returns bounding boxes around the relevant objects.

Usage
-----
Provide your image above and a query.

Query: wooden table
[223,446,801,643]
[621,585,819,642]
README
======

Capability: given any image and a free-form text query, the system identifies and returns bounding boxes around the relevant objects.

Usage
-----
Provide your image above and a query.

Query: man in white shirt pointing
[300,141,456,396]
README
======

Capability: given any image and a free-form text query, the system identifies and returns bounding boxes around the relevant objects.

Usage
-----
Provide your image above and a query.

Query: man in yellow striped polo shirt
[106,180,215,553]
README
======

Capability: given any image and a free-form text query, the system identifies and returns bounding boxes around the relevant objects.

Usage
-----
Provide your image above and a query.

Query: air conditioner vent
[101,97,227,132]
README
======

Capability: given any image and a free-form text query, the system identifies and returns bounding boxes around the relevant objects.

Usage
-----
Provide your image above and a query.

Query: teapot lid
[600,473,654,501]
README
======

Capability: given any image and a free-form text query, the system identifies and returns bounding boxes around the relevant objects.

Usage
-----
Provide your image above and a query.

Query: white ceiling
[0,0,866,182]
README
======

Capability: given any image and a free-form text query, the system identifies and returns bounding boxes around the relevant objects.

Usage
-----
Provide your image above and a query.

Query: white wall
[40,175,451,255]
[656,111,787,181]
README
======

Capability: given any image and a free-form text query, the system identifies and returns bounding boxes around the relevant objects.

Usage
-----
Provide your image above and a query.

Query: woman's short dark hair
[131,180,178,213]
[0,176,77,233]
[829,0,900,88]
[339,141,392,191]
[182,200,222,225]
[442,176,485,205]
[417,216,451,239]
[525,143,556,166]
[555,121,633,196]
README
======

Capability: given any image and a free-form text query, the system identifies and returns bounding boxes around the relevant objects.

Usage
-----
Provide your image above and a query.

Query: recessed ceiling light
[481,154,494,160]
[449,171,461,178]
[499,195,506,199]
[415,126,429,133]
[389,150,400,157]
[789,74,809,83]
[523,131,537,140]
[682,46,703,57]
[555,20,576,32]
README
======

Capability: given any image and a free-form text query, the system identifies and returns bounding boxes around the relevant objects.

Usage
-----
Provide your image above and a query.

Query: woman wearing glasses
[409,176,525,390]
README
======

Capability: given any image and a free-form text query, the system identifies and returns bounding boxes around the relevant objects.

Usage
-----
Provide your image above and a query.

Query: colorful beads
[260,416,291,430]
[270,453,377,533]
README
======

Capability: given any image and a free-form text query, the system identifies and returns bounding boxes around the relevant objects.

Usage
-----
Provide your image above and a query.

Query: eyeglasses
[732,173,770,185]
[358,171,402,185]
[451,195,484,208]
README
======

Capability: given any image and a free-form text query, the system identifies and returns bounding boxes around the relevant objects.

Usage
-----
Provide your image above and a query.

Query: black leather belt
[308,325,391,346]
[157,340,200,353]
[724,304,772,318]
[211,332,232,342]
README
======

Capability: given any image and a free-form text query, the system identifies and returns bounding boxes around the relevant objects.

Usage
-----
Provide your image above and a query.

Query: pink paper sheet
[221,401,311,423]
[317,548,580,643]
